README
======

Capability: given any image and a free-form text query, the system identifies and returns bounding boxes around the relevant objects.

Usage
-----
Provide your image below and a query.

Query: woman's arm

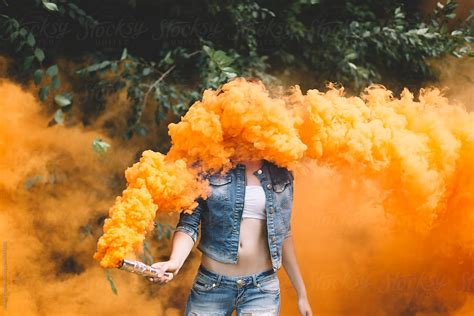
[282,235,313,316]
[169,231,195,271]
[282,235,306,296]
[150,231,194,283]
[150,198,205,284]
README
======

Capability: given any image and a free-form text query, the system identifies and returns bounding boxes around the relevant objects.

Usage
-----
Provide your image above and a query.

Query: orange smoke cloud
[94,151,208,268]
[94,78,308,267]
[292,84,473,234]
[1,63,472,315]
[167,79,307,170]
[0,78,194,315]
[94,77,473,316]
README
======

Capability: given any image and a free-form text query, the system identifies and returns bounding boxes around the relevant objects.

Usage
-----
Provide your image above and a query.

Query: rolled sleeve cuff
[284,227,292,239]
[175,225,198,243]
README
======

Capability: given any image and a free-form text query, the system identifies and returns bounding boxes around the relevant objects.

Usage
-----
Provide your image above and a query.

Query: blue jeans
[185,265,281,316]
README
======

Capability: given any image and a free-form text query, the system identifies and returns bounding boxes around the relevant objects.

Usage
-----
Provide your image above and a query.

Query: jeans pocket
[191,271,220,293]
[257,274,280,295]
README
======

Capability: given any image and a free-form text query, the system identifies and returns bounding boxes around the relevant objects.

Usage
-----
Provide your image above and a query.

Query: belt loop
[217,274,222,286]
[252,274,259,287]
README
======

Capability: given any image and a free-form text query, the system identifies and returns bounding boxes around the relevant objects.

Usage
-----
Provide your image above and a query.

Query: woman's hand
[297,295,313,316]
[149,258,181,284]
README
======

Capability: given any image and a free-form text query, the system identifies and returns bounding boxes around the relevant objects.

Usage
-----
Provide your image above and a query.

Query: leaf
[42,1,59,11]
[452,51,463,58]
[51,75,60,89]
[99,61,111,69]
[202,45,213,56]
[345,52,358,60]
[26,33,36,47]
[120,48,128,61]
[105,270,118,295]
[34,48,45,62]
[416,28,428,35]
[348,62,358,70]
[54,109,64,124]
[9,31,19,41]
[22,56,35,71]
[213,50,234,67]
[111,62,118,73]
[142,68,151,76]
[221,66,237,78]
[92,138,111,154]
[39,85,49,102]
[33,69,44,86]
[54,94,71,107]
[163,51,174,65]
[46,64,58,77]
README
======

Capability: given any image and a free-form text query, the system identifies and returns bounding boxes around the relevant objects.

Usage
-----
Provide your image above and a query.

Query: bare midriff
[201,160,273,276]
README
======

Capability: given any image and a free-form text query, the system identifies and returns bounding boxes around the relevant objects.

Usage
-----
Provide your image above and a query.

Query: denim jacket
[174,160,294,272]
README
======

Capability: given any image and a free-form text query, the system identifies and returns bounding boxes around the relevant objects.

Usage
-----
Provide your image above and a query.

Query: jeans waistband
[197,264,276,287]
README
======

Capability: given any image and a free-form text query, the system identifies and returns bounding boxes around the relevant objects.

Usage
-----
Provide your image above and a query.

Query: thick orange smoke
[94,77,473,315]
[2,65,473,314]
[94,151,208,268]
[167,79,307,171]
[94,78,309,267]
[0,78,195,315]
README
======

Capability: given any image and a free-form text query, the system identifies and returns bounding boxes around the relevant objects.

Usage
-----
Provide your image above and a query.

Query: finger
[151,262,164,268]
[160,273,172,283]
[150,262,163,270]
[165,273,174,282]
[153,263,169,277]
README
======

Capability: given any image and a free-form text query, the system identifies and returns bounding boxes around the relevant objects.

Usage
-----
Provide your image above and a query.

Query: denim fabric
[185,265,280,316]
[175,160,293,272]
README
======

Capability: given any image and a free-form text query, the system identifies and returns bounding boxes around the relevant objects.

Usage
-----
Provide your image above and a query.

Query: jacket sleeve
[284,169,294,239]
[284,222,292,239]
[174,197,205,244]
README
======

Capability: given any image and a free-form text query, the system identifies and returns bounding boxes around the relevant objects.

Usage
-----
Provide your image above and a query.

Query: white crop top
[242,185,266,220]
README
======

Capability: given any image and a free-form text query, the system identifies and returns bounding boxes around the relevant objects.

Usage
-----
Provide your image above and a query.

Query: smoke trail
[283,83,474,314]
[94,151,208,268]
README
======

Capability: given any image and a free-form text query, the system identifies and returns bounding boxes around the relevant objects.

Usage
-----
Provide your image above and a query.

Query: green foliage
[139,241,154,266]
[261,0,472,90]
[105,270,118,295]
[202,45,238,87]
[41,0,59,11]
[92,138,111,155]
[154,222,175,241]
[0,0,471,137]
[0,0,97,123]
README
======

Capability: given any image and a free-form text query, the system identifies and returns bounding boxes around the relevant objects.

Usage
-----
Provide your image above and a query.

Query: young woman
[150,159,312,316]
